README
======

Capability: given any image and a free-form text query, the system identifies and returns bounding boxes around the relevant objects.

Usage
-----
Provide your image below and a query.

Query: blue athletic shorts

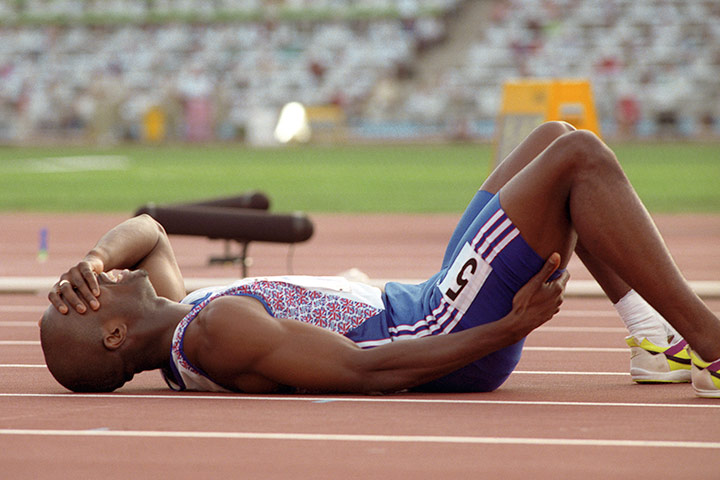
[376,191,549,392]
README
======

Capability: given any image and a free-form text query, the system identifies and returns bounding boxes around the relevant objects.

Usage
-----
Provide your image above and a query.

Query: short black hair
[39,308,126,393]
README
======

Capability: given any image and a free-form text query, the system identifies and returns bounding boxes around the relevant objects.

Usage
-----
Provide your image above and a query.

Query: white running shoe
[690,349,720,398]
[625,336,691,383]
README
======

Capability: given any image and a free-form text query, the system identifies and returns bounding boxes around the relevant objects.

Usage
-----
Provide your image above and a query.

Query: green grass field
[0,141,718,213]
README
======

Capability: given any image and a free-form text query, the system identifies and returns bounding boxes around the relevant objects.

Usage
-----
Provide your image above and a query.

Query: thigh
[442,123,573,270]
[437,194,548,333]
[420,195,554,392]
[441,189,494,269]
[498,135,578,265]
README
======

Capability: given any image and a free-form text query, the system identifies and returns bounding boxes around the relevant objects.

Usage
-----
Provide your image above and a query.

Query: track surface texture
[1,211,719,479]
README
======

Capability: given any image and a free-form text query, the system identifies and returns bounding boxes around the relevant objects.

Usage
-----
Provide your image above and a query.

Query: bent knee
[559,128,601,148]
[537,130,621,182]
[533,121,576,143]
[542,120,576,135]
[555,130,614,164]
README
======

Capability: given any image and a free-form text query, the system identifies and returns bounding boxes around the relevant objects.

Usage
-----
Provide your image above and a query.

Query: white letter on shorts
[438,242,492,314]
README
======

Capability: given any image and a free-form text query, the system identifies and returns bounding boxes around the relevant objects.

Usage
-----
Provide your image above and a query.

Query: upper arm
[88,214,186,301]
[191,296,370,393]
[131,216,186,301]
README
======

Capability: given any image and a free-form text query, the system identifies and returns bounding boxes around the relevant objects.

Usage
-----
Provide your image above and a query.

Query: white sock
[613,290,682,346]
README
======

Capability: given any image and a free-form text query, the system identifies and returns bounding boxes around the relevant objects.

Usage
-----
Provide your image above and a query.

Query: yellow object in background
[495,79,600,167]
[143,106,166,143]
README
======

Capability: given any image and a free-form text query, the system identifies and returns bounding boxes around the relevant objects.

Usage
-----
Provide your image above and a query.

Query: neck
[126,298,192,374]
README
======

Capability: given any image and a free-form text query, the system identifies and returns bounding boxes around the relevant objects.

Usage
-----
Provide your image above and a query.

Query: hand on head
[48,256,105,315]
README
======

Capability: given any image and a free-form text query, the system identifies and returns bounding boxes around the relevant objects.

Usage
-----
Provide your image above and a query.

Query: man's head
[39,269,154,392]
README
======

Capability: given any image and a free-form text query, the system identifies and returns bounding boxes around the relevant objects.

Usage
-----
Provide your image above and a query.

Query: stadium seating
[446,0,720,137]
[0,0,717,142]
[0,0,458,142]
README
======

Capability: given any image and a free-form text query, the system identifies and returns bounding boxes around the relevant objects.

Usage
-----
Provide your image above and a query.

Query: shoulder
[183,295,283,393]
[187,295,279,365]
[198,295,272,332]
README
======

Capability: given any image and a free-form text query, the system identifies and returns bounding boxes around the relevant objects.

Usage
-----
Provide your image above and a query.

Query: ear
[103,322,127,351]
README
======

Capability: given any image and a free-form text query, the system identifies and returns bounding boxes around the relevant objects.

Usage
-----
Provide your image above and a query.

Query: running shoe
[625,336,691,383]
[690,349,720,398]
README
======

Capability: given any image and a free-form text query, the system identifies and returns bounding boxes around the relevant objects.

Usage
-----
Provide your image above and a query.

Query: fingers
[47,279,70,314]
[529,252,561,286]
[70,266,100,311]
[47,261,103,315]
[542,252,561,282]
[80,261,101,297]
[548,270,569,311]
[509,255,569,334]
[536,267,568,315]
[56,278,89,314]
[555,269,571,290]
[546,269,569,296]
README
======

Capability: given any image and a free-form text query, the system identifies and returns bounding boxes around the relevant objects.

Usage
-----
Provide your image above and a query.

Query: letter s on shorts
[438,242,492,314]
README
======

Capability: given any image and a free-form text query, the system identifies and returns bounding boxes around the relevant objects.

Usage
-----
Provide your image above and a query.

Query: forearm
[85,214,164,271]
[353,256,565,393]
[244,309,524,395]
[353,315,524,393]
[49,214,185,314]
[216,258,565,395]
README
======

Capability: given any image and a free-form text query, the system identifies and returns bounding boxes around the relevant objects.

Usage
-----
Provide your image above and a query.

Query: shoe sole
[627,338,691,384]
[693,387,720,398]
[631,368,691,384]
[689,349,720,398]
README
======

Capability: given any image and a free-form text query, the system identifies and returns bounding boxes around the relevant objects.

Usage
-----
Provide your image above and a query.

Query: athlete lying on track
[39,122,720,397]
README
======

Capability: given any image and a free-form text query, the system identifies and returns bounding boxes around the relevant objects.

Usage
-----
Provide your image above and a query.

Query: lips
[99,269,132,284]
[99,269,150,287]
[115,269,132,282]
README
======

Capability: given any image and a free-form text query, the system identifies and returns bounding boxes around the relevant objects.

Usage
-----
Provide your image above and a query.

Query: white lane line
[524,346,626,352]
[0,307,623,315]
[1,321,630,332]
[0,307,612,315]
[0,363,630,376]
[0,429,717,449]
[0,306,46,313]
[556,310,615,317]
[536,326,627,333]
[0,365,46,368]
[0,322,40,327]
[515,371,628,376]
[1,393,717,410]
[0,344,628,352]
[1,307,715,318]
[6,322,630,330]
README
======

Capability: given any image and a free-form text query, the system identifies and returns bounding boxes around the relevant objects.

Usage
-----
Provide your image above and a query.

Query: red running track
[1,212,719,478]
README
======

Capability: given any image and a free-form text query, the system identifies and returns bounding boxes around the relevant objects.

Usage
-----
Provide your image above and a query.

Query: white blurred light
[274,102,311,143]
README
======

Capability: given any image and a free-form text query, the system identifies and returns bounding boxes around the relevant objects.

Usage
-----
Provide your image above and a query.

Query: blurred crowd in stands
[0,0,718,144]
[455,0,720,139]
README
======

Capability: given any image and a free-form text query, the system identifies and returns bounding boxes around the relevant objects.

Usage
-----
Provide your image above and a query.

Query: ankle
[691,341,720,363]
[614,290,669,344]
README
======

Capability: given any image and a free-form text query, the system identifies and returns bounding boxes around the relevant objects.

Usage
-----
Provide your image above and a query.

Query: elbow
[341,354,376,394]
[137,213,166,234]
[356,372,417,395]
[345,353,412,395]
[337,351,381,394]
[137,213,171,244]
